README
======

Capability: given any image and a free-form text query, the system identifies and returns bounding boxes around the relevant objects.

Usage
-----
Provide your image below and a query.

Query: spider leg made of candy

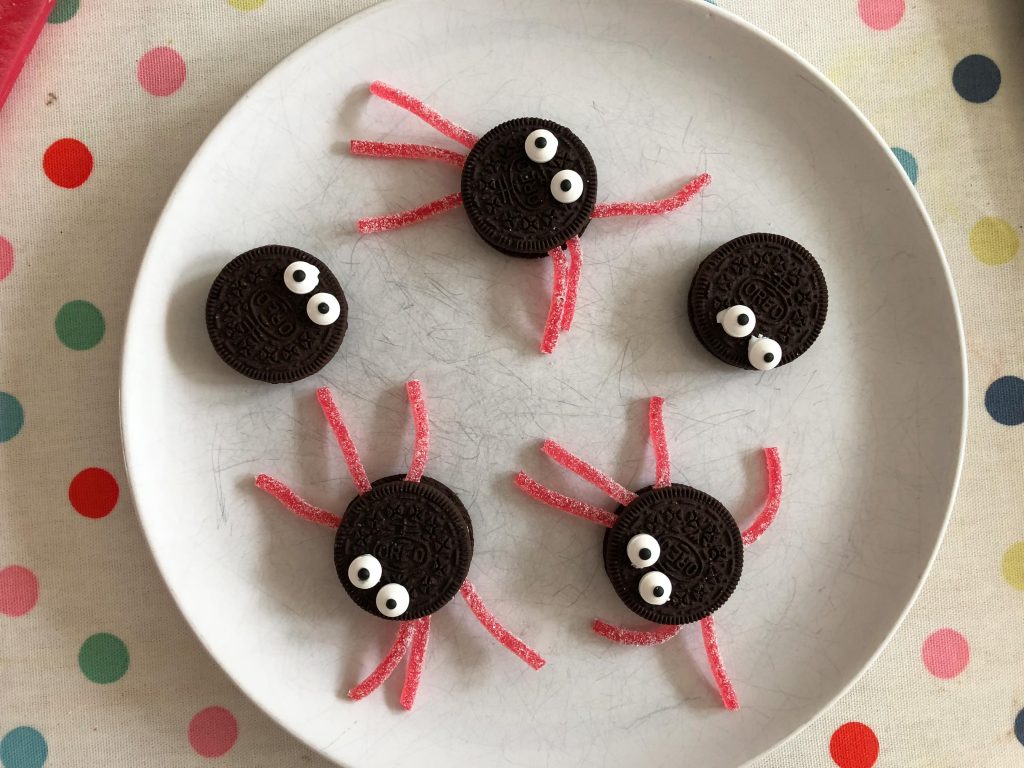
[368,80,478,149]
[459,579,546,670]
[541,236,585,354]
[350,140,466,168]
[590,172,712,219]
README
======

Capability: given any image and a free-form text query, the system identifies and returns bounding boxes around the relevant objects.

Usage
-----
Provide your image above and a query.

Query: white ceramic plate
[120,0,966,765]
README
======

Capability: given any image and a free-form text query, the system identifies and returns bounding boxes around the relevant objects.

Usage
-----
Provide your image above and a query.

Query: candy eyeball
[347,554,382,589]
[283,261,320,295]
[716,305,756,338]
[376,583,410,617]
[525,128,558,163]
[638,571,672,606]
[550,169,584,204]
[748,335,782,370]
[627,533,661,569]
[306,293,341,325]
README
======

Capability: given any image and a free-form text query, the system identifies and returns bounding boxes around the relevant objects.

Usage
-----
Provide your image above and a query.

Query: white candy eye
[716,305,756,338]
[347,555,382,590]
[550,169,583,204]
[283,261,320,295]
[525,128,558,163]
[306,293,341,325]
[748,335,782,371]
[627,534,661,569]
[376,583,410,617]
[638,571,672,606]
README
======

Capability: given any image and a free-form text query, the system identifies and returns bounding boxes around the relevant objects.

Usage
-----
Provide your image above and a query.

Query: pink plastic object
[0,0,56,112]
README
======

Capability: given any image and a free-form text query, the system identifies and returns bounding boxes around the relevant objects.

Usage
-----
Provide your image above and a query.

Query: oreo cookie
[334,475,474,621]
[603,484,743,625]
[205,245,347,383]
[461,117,597,257]
[688,233,827,371]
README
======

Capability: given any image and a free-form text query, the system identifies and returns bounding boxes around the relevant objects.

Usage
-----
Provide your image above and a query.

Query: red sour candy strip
[357,192,463,235]
[369,81,478,149]
[399,616,431,710]
[350,140,466,168]
[459,580,545,670]
[514,472,617,528]
[560,236,583,332]
[254,474,340,528]
[591,172,711,218]
[541,440,637,506]
[741,447,783,547]
[540,245,568,354]
[348,620,416,701]
[700,615,740,711]
[649,397,671,489]
[405,380,430,483]
[592,618,681,646]
[316,387,373,495]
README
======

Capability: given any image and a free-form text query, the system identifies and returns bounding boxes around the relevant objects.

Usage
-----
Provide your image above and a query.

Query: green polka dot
[48,0,80,23]
[78,632,129,684]
[890,146,918,185]
[970,217,1019,266]
[0,392,24,443]
[55,300,104,350]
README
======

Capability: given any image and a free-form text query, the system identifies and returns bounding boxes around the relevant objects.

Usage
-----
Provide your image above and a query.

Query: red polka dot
[188,706,238,758]
[0,236,12,281]
[858,0,905,30]
[0,565,39,617]
[922,628,970,679]
[137,46,187,96]
[830,722,879,768]
[43,138,93,188]
[69,468,119,519]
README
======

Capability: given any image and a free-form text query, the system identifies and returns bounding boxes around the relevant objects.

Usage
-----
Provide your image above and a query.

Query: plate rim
[118,0,969,764]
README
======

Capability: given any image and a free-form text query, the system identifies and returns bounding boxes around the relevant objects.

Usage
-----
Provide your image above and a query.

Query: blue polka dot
[953,54,1001,103]
[0,392,24,443]
[891,147,918,185]
[985,376,1024,426]
[1015,708,1024,746]
[0,727,47,768]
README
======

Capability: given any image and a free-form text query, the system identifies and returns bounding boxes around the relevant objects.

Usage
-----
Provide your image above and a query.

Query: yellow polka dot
[970,216,1020,266]
[228,0,265,10]
[1002,542,1024,590]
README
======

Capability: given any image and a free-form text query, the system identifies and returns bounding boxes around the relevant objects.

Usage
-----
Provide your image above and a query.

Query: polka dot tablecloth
[0,1,1021,765]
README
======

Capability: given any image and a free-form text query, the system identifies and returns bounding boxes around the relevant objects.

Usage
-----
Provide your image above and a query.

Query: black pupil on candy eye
[385,598,397,610]
[357,568,370,581]
[638,547,652,561]
[560,179,572,192]
[318,303,329,314]
[293,269,305,283]
[652,586,665,598]
[737,314,749,326]
[763,353,775,363]
[534,136,547,148]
